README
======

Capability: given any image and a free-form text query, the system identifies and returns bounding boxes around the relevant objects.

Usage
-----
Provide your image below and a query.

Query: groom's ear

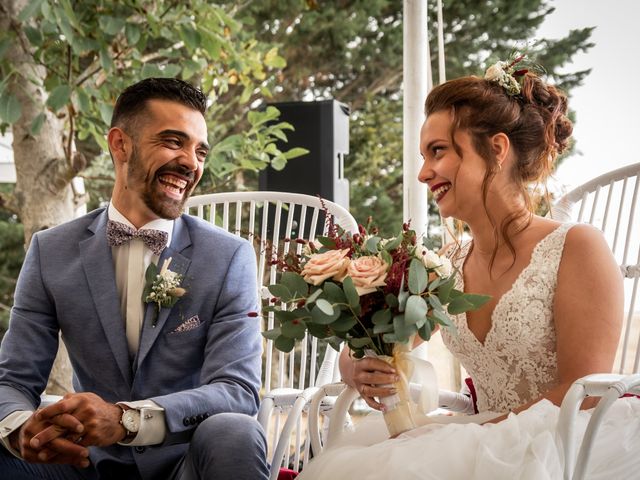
[107,127,132,165]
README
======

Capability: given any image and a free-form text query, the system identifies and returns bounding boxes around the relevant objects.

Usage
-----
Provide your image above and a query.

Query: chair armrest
[558,373,640,480]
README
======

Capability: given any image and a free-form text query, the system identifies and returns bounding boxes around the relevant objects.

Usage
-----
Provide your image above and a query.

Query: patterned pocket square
[170,315,201,334]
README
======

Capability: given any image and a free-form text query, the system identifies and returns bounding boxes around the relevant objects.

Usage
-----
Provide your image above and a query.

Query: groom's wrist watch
[118,404,141,439]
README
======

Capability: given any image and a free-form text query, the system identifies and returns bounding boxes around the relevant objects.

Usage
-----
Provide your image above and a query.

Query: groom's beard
[127,146,197,220]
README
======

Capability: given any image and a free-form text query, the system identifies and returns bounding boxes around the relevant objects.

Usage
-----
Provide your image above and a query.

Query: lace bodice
[440,223,574,413]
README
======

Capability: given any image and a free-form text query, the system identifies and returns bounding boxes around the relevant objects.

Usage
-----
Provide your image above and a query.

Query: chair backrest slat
[184,191,358,397]
[551,163,640,375]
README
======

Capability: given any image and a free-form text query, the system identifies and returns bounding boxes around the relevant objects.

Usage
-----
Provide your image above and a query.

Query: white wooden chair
[551,162,640,480]
[184,191,358,479]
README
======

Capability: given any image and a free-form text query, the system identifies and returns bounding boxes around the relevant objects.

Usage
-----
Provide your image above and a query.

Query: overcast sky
[537,0,640,192]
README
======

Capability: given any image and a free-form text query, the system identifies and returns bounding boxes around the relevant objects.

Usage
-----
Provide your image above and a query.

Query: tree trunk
[2,0,82,394]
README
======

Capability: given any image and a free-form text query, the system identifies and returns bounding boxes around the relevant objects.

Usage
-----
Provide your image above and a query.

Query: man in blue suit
[0,78,269,479]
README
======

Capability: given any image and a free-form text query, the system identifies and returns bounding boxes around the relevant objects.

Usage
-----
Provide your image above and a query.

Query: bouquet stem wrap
[366,342,439,437]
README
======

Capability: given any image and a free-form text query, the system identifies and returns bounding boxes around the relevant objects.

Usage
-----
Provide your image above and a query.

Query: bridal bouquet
[262,220,489,358]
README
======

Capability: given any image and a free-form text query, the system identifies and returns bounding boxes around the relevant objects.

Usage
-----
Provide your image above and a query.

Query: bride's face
[418,110,488,222]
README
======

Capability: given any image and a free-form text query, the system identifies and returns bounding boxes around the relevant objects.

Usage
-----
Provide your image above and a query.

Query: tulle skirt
[298,398,640,480]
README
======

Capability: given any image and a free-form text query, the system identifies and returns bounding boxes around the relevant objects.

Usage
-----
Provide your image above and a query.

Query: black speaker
[259,100,350,209]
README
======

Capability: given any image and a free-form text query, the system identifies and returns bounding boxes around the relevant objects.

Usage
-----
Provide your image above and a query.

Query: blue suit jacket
[0,208,262,478]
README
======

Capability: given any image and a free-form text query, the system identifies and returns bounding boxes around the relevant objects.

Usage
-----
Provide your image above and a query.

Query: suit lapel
[136,216,192,370]
[79,210,132,386]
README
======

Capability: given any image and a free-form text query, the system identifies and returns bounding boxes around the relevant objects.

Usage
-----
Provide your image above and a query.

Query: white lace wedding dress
[299,224,640,479]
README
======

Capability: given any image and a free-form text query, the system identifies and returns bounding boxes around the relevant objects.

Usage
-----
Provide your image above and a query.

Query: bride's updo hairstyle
[425,64,573,271]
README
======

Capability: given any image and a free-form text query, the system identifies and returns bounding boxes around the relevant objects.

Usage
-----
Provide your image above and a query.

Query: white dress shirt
[0,203,175,455]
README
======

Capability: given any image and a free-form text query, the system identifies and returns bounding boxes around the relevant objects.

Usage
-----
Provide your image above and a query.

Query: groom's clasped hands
[11,392,125,468]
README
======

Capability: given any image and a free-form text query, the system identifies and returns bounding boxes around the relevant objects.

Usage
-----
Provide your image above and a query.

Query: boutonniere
[143,257,186,327]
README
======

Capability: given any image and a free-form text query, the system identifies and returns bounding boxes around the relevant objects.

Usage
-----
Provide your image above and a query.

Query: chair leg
[269,394,312,480]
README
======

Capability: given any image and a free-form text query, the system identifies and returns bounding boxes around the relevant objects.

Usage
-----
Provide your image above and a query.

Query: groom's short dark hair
[111,77,207,132]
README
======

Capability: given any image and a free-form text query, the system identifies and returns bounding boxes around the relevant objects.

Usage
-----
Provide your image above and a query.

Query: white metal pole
[403,0,430,237]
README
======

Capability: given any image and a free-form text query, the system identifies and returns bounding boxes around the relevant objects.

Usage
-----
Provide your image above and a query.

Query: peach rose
[301,248,351,285]
[346,255,389,295]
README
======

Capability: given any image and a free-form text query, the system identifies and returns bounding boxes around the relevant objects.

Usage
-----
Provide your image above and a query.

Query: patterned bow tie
[106,220,168,256]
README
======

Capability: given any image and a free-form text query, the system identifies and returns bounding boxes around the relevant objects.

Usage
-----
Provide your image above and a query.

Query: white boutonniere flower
[143,257,186,326]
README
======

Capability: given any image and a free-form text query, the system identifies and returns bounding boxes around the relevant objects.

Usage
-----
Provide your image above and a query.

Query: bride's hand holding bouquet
[262,218,489,436]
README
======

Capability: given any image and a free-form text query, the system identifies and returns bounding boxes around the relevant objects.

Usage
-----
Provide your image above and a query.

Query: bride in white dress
[298,61,640,479]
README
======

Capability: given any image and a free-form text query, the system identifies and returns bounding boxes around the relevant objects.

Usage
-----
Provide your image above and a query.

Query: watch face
[122,409,141,433]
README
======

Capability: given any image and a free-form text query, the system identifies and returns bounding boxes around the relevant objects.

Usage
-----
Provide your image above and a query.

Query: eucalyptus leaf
[464,294,492,309]
[307,322,331,339]
[373,323,394,334]
[436,275,456,303]
[372,309,392,325]
[305,288,322,305]
[274,310,297,323]
[428,294,443,311]
[431,310,453,328]
[316,236,336,249]
[418,323,432,341]
[328,336,343,352]
[315,298,334,316]
[383,235,402,251]
[281,320,306,339]
[274,336,295,353]
[364,236,381,253]
[330,315,357,332]
[408,258,428,294]
[280,271,308,298]
[268,284,292,302]
[262,327,282,340]
[385,293,399,309]
[350,337,374,348]
[323,282,346,304]
[311,304,340,325]
[398,288,409,312]
[405,295,429,325]
[342,277,360,308]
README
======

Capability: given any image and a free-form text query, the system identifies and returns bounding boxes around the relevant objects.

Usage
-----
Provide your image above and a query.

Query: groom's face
[125,99,209,221]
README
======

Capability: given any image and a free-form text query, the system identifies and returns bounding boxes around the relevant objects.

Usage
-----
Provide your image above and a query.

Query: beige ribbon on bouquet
[392,343,440,418]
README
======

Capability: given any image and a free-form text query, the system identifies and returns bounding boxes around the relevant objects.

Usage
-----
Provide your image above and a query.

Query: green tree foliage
[0,0,303,208]
[239,0,594,237]
[0,0,301,336]
[0,185,23,339]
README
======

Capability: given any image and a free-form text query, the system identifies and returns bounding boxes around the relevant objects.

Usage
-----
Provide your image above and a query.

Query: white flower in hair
[484,62,507,82]
[483,52,545,96]
[484,60,521,95]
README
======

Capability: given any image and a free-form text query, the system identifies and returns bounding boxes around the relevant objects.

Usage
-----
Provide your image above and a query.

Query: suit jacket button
[203,412,210,419]
[135,446,146,454]
[190,416,198,425]
[196,414,204,423]
[183,418,190,426]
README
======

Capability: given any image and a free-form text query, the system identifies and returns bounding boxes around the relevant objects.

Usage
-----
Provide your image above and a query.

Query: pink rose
[346,256,389,295]
[301,248,351,285]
